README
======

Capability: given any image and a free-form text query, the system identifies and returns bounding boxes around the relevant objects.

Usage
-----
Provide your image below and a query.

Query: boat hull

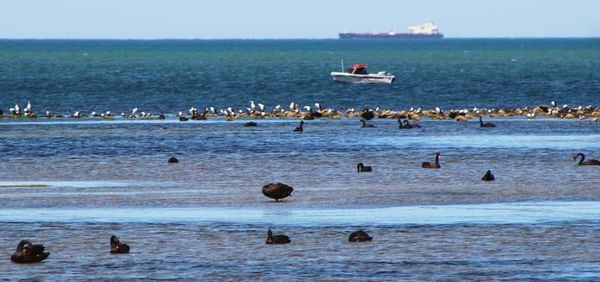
[330,72,395,84]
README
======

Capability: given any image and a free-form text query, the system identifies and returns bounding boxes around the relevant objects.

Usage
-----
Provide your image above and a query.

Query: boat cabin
[346,64,369,74]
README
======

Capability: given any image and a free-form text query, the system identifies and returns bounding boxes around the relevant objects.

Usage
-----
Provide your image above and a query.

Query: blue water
[1,39,600,280]
[1,39,599,114]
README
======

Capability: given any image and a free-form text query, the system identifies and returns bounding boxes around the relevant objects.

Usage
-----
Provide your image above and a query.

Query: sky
[1,0,599,39]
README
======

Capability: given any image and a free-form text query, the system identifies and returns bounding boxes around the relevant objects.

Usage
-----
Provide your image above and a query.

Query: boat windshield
[347,67,368,74]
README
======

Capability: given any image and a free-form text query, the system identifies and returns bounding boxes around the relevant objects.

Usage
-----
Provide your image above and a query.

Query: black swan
[266,229,291,244]
[348,230,373,242]
[262,183,294,202]
[573,153,600,166]
[421,152,441,168]
[400,119,421,129]
[479,116,495,127]
[293,120,304,132]
[357,163,372,173]
[360,119,376,128]
[360,109,375,120]
[482,170,495,181]
[110,235,130,254]
[11,240,50,263]
[244,121,257,127]
[168,157,179,163]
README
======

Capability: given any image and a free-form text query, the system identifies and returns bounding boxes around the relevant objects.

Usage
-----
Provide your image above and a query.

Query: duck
[360,119,376,128]
[158,112,166,119]
[348,230,373,242]
[357,163,372,173]
[573,153,600,166]
[421,152,441,168]
[262,183,294,202]
[11,240,50,263]
[244,121,258,127]
[168,157,179,163]
[479,116,496,127]
[110,235,130,254]
[482,170,495,181]
[293,120,304,132]
[266,229,291,244]
[179,116,189,122]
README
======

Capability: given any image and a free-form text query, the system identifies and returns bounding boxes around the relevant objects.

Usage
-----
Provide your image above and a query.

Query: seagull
[258,103,265,112]
[209,106,216,114]
[551,101,556,107]
[25,101,32,115]
[304,105,311,112]
[289,102,296,112]
[275,105,281,112]
[315,103,322,111]
[106,111,112,117]
[15,104,20,115]
[250,101,256,113]
[131,108,138,117]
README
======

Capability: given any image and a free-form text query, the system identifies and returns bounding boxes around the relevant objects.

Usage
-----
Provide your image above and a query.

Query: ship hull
[339,33,443,39]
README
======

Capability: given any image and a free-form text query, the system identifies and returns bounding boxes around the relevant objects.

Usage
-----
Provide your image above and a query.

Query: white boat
[330,63,395,84]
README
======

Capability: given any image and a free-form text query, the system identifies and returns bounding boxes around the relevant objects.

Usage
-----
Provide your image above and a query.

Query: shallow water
[1,117,600,279]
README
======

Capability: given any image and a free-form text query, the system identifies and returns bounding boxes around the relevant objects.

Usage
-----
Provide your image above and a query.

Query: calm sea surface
[1,39,600,280]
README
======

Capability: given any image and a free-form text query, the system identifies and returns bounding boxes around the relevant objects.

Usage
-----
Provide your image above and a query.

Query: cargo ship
[339,21,443,39]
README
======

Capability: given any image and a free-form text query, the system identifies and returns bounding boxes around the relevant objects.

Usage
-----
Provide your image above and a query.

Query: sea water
[1,39,600,280]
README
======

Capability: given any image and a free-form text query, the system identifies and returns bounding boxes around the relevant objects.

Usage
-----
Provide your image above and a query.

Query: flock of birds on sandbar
[5,99,599,264]
[2,100,600,122]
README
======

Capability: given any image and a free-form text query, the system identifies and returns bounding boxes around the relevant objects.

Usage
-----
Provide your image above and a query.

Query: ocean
[1,39,600,280]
